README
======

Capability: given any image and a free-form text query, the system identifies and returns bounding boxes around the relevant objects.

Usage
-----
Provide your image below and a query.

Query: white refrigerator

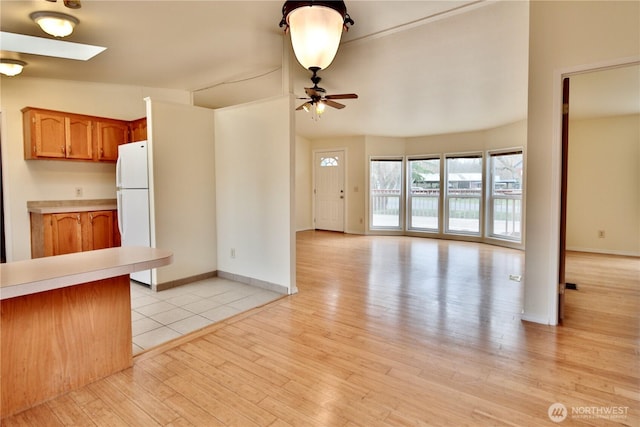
[116,141,152,285]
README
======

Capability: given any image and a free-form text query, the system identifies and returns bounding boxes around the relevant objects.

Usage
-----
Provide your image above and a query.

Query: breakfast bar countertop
[0,246,173,300]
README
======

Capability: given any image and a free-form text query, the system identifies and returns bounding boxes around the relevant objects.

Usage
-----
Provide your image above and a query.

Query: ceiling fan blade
[324,100,346,109]
[326,93,359,100]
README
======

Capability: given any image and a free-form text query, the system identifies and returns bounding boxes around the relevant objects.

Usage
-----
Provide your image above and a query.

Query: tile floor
[130,277,283,354]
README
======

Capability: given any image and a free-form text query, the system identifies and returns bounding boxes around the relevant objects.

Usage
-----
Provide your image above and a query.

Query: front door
[314,150,345,232]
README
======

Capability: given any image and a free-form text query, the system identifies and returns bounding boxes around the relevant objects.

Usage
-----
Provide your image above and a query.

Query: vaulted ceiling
[1,1,637,140]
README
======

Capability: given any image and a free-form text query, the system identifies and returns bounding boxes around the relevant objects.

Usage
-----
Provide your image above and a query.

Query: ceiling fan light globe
[302,102,311,112]
[316,101,326,114]
[288,5,344,70]
[30,11,78,38]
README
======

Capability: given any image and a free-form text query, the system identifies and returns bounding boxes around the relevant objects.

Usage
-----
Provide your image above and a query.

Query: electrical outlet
[230,248,236,258]
[75,187,83,197]
[598,230,605,238]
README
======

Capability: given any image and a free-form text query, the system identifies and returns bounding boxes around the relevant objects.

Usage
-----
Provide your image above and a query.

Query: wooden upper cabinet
[96,120,129,161]
[30,110,67,158]
[66,116,93,160]
[24,108,94,160]
[129,117,147,142]
[23,107,140,163]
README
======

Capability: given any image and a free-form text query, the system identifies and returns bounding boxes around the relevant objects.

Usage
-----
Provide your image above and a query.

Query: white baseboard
[217,270,289,295]
[566,246,639,257]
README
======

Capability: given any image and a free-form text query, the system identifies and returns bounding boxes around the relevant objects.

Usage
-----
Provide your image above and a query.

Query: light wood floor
[3,231,638,426]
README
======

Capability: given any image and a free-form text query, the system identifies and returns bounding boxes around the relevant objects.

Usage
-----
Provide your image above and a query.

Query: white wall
[567,114,639,256]
[406,120,527,154]
[525,0,640,324]
[0,77,190,261]
[215,95,295,293]
[295,134,313,231]
[146,99,217,286]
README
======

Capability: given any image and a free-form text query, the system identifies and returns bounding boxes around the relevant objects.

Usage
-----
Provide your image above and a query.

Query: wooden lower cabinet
[84,211,114,250]
[51,212,83,255]
[31,210,119,258]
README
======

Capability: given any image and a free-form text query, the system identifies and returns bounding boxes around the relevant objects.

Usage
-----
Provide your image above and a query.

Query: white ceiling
[1,1,637,139]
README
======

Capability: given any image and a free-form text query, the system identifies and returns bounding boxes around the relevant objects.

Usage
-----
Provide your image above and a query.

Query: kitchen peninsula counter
[0,246,172,418]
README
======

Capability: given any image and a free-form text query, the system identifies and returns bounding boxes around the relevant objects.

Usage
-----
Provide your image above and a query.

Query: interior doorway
[559,63,640,324]
[313,150,345,232]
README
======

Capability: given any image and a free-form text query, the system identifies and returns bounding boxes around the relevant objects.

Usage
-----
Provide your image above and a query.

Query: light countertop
[27,199,117,214]
[0,247,172,300]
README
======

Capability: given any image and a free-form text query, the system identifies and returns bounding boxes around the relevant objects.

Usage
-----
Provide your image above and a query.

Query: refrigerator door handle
[115,155,122,188]
[116,191,124,237]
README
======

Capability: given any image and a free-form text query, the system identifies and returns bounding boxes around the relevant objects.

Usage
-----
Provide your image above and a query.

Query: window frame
[486,148,524,243]
[443,153,484,237]
[369,157,405,231]
[406,155,442,233]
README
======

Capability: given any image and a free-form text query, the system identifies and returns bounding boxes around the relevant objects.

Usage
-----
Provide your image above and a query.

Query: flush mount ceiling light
[0,59,27,76]
[30,11,79,38]
[279,0,354,71]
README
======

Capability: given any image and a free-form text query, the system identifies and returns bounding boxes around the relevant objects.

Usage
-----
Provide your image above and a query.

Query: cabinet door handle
[77,214,81,224]
[61,146,65,154]
[89,213,93,222]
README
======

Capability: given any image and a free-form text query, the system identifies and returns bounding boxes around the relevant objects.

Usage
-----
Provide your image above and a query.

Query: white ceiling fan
[0,0,105,64]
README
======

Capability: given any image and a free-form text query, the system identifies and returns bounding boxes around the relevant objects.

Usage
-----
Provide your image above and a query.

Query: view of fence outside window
[369,149,523,244]
[445,155,483,235]
[408,158,440,231]
[489,151,523,240]
[370,159,403,228]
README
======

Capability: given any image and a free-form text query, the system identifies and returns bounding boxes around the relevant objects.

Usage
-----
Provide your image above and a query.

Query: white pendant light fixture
[30,11,79,38]
[0,59,27,76]
[279,1,354,72]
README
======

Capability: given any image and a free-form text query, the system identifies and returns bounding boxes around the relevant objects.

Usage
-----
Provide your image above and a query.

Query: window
[367,149,524,247]
[370,159,403,229]
[445,155,483,235]
[488,151,523,241]
[408,158,440,231]
[320,157,338,167]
